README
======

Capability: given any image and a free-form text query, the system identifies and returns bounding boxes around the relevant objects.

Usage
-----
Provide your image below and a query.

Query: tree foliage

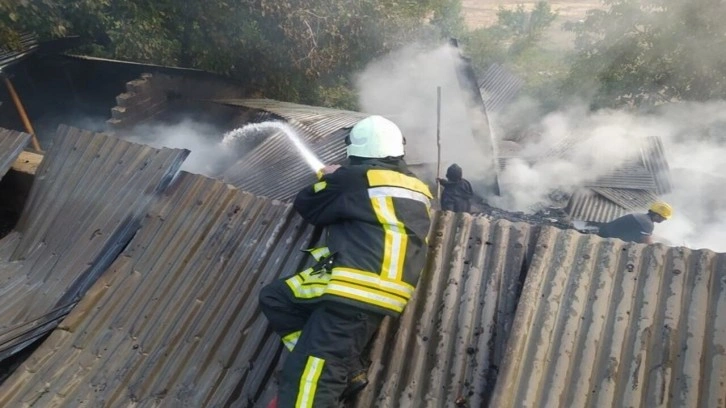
[0,0,465,108]
[564,0,726,109]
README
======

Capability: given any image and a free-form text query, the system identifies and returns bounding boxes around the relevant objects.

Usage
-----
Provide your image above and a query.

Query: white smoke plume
[355,43,496,187]
[120,119,239,177]
[354,44,726,252]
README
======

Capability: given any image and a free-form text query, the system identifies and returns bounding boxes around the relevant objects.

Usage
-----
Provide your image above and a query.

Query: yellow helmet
[649,201,673,219]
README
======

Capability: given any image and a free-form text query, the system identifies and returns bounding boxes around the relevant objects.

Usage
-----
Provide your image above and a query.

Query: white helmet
[346,115,405,158]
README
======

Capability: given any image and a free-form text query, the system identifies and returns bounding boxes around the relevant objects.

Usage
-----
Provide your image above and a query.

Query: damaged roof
[490,226,726,408]
[0,32,38,70]
[0,125,188,360]
[0,171,317,406]
[2,164,722,407]
[500,134,672,222]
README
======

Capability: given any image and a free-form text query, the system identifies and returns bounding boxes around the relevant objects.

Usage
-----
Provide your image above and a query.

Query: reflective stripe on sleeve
[313,181,327,193]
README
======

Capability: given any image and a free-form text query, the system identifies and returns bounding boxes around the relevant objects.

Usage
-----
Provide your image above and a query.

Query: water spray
[223,121,325,173]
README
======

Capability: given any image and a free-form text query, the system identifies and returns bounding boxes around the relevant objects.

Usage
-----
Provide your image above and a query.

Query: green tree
[1,0,466,108]
[563,0,726,109]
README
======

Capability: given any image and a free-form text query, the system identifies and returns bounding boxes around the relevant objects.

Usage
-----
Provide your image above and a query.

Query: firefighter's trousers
[259,277,383,407]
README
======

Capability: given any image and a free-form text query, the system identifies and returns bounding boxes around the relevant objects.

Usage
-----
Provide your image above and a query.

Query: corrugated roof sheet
[0,171,317,407]
[216,99,367,137]
[565,188,628,223]
[352,213,539,408]
[215,99,365,200]
[0,125,188,360]
[490,226,726,408]
[591,187,659,211]
[478,63,525,112]
[0,204,538,407]
[0,128,31,178]
[0,32,38,69]
[2,188,724,407]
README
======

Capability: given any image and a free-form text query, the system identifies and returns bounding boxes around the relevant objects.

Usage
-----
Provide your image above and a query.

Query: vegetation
[2,0,725,111]
[564,0,726,109]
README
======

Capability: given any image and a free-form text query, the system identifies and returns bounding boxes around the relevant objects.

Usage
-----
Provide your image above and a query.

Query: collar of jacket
[347,156,412,175]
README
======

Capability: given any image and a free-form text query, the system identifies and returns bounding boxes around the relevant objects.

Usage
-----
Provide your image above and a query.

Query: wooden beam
[11,150,43,175]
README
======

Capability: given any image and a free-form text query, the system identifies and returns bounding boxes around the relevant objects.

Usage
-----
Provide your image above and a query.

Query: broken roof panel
[478,63,525,112]
[565,188,628,223]
[590,187,658,211]
[0,171,317,407]
[0,32,38,70]
[0,128,31,178]
[0,125,188,360]
[490,226,726,408]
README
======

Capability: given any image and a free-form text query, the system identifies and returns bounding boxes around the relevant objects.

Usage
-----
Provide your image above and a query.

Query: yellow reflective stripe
[368,186,431,206]
[371,196,407,281]
[285,274,328,299]
[332,267,414,299]
[367,169,433,198]
[308,247,330,261]
[296,356,325,408]
[313,181,327,193]
[325,282,407,313]
[282,330,301,351]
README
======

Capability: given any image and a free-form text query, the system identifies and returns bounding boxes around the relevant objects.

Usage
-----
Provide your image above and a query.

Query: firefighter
[597,201,673,244]
[259,115,433,407]
[437,163,474,212]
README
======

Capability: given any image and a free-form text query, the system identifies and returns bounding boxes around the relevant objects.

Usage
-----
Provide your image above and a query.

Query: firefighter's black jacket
[293,158,432,316]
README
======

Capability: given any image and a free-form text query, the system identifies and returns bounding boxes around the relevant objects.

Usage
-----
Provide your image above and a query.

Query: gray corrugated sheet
[0,202,538,407]
[0,125,188,360]
[584,162,658,191]
[0,32,38,69]
[352,213,538,408]
[591,187,659,211]
[641,135,672,194]
[565,188,628,223]
[0,171,317,407]
[479,63,524,112]
[215,99,366,200]
[221,128,346,201]
[490,226,726,408]
[216,99,367,139]
[0,128,31,178]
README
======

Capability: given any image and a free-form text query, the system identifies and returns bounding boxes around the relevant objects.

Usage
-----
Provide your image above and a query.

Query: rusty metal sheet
[0,125,188,361]
[352,213,538,408]
[490,226,726,408]
[0,128,31,179]
[0,171,316,407]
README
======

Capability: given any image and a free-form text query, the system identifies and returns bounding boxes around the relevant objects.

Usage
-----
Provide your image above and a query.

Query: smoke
[355,43,496,186]
[353,43,725,252]
[493,100,726,252]
[120,119,238,177]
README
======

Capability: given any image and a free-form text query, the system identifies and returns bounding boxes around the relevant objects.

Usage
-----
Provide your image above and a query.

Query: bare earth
[462,0,600,28]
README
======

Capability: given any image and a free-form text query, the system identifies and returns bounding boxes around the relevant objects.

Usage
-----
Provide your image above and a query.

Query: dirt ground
[462,0,601,28]
[462,0,603,48]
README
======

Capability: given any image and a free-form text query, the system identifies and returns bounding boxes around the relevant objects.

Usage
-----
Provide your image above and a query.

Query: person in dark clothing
[597,201,672,244]
[437,163,474,212]
[259,115,433,408]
